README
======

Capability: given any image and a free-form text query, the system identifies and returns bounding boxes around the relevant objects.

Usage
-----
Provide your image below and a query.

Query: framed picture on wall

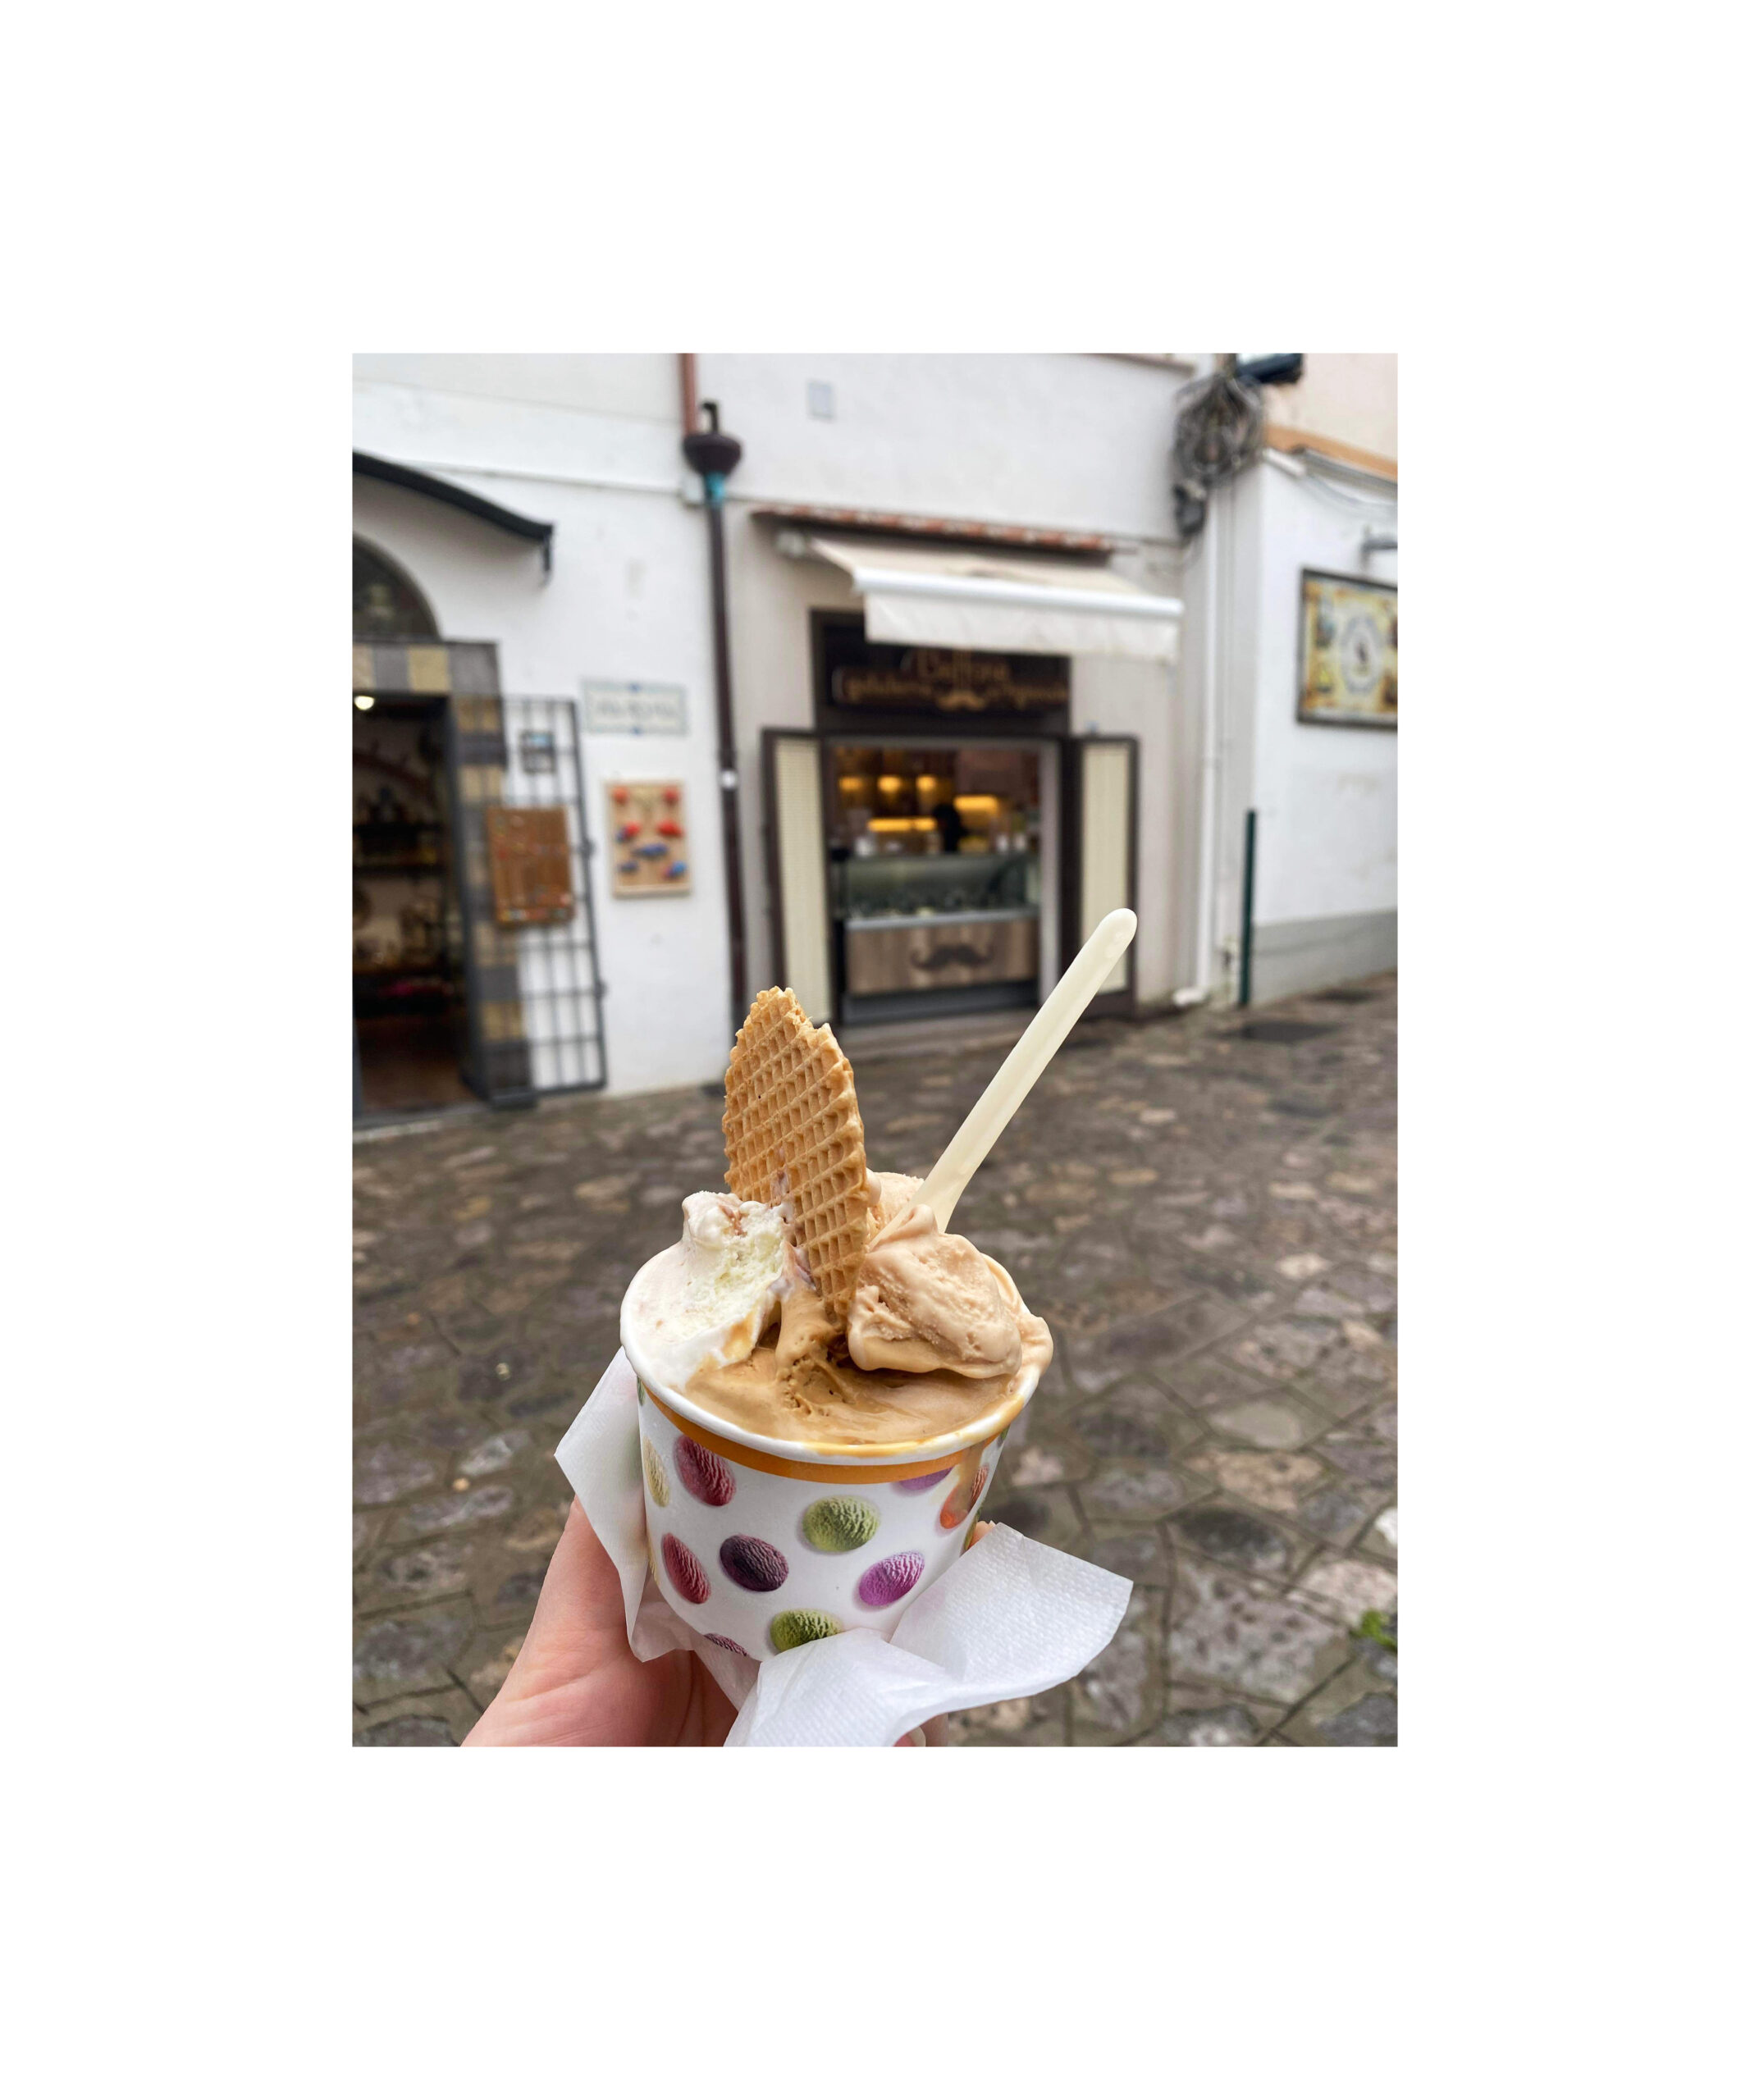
[1296,570,1397,729]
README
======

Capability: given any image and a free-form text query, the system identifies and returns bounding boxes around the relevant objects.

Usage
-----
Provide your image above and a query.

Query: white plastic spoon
[916,907,1138,1235]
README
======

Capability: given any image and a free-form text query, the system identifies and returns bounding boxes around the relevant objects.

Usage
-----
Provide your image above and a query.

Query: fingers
[499,1501,635,1699]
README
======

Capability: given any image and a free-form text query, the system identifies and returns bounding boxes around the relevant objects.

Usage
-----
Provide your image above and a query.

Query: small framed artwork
[1297,570,1397,729]
[608,780,691,897]
[518,728,557,774]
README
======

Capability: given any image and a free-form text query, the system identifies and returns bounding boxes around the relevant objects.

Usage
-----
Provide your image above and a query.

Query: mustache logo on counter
[909,938,997,973]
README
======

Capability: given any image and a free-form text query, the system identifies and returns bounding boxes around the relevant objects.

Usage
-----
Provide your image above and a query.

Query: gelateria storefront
[759,533,1181,1030]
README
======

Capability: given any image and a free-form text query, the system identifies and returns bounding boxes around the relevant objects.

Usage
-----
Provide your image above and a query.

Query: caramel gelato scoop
[846,1176,1033,1380]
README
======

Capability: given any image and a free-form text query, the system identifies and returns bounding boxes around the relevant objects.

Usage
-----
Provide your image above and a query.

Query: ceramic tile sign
[583,681,688,737]
[1296,571,1397,728]
[609,781,691,897]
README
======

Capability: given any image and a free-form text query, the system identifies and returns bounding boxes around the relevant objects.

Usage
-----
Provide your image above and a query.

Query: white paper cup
[623,1308,1035,1662]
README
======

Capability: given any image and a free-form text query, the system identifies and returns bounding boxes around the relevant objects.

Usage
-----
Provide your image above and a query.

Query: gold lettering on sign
[833,644,1067,714]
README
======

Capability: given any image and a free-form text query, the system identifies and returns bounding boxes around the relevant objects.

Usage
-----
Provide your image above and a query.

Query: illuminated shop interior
[825,745,1044,1022]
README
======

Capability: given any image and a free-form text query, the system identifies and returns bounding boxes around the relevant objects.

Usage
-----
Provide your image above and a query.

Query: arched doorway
[353,541,473,1115]
[354,539,440,640]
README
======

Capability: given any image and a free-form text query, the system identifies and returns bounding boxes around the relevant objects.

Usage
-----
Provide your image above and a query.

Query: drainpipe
[679,351,699,441]
[680,391,749,1037]
[1194,477,1222,997]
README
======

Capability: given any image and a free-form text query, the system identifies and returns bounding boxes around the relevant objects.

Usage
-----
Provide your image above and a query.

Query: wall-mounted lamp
[354,694,375,711]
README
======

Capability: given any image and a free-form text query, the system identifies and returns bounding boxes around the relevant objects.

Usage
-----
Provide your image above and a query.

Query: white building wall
[1238,455,1398,1001]
[354,354,685,491]
[694,354,1190,540]
[721,517,855,999]
[353,363,735,1097]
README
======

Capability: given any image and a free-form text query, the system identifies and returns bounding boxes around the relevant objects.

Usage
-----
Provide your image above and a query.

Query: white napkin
[555,1350,1132,1748]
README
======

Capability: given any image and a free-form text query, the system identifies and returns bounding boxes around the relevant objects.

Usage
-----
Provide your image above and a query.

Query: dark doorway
[353,695,473,1112]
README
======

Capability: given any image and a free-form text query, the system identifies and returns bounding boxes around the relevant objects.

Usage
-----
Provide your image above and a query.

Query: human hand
[464,1500,992,1747]
[464,1500,736,1746]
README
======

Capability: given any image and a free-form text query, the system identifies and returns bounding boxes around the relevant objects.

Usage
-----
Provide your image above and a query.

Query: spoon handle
[916,908,1137,1235]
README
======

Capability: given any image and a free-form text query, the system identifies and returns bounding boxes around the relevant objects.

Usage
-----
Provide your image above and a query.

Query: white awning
[797,535,1181,663]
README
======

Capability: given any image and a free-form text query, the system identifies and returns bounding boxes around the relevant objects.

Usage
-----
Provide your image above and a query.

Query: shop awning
[796,535,1181,663]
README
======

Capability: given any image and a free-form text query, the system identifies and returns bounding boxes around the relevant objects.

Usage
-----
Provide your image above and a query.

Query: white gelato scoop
[623,1192,788,1390]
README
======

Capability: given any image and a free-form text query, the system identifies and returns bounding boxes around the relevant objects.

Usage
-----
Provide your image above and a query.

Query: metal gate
[445,692,607,1102]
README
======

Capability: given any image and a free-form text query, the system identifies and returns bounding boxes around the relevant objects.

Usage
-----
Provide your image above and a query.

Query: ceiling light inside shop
[354,693,375,710]
[953,795,1000,813]
[876,774,905,793]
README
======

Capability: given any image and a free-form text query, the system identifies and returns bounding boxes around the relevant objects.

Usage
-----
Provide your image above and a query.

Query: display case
[837,851,1039,996]
[836,850,1037,923]
[827,742,1043,1010]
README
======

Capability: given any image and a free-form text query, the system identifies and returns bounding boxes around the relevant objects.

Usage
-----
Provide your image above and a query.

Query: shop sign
[583,680,688,737]
[820,622,1069,718]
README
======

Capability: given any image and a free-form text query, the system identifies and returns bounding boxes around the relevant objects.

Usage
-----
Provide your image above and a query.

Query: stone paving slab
[354,972,1396,1746]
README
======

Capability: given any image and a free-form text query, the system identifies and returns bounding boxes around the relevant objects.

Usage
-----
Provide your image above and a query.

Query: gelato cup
[623,1307,1035,1661]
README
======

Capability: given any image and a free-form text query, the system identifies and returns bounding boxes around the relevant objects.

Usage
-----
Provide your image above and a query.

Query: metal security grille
[496,696,608,1093]
[445,686,531,1102]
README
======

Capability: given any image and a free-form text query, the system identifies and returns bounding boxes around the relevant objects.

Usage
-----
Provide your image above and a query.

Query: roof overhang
[753,501,1116,557]
[789,534,1181,663]
[353,452,555,575]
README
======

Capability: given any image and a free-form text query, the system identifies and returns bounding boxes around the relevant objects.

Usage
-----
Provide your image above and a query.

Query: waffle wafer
[723,988,875,1328]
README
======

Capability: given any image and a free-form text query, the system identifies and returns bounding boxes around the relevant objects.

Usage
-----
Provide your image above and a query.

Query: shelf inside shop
[846,847,1037,865]
[844,906,1039,929]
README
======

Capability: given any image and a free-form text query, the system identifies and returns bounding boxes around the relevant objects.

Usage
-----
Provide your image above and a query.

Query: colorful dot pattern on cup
[801,1495,880,1552]
[719,1535,788,1592]
[857,1550,925,1609]
[770,1609,841,1651]
[642,1439,670,1508]
[894,1468,951,1496]
[674,1436,736,1506]
[706,1633,750,1657]
[661,1532,711,1605]
[939,1465,989,1530]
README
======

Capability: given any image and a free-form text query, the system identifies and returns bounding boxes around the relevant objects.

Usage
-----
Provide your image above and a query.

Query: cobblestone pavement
[354,973,1397,1747]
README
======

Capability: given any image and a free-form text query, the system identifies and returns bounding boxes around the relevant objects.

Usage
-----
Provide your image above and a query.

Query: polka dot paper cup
[623,1319,1036,1663]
